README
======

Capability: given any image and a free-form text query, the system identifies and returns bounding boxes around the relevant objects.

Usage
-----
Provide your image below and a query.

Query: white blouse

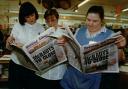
[10,22,45,64]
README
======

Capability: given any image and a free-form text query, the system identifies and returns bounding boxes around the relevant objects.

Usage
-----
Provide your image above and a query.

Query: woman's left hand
[115,35,126,48]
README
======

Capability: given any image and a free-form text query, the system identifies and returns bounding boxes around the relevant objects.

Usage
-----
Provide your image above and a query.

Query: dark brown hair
[44,9,59,20]
[19,2,39,25]
[86,5,104,21]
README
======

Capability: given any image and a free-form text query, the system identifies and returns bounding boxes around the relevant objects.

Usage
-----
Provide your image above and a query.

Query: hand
[6,36,23,50]
[56,36,67,46]
[6,36,15,45]
[115,35,126,48]
[6,36,15,50]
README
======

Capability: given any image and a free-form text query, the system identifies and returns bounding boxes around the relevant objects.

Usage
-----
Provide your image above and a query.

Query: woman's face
[86,13,102,33]
[25,13,36,25]
[45,15,58,27]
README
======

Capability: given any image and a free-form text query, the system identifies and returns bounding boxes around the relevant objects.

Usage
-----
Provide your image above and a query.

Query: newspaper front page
[80,32,121,73]
[82,38,119,73]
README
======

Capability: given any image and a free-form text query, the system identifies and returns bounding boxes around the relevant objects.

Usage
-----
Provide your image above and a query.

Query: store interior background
[0,0,128,89]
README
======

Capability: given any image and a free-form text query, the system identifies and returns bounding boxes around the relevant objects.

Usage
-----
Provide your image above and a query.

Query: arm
[6,24,24,50]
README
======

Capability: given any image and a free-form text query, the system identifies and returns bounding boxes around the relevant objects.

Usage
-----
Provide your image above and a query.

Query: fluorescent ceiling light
[9,10,18,13]
[105,17,116,20]
[75,9,78,12]
[122,8,128,12]
[105,16,128,21]
[78,0,90,8]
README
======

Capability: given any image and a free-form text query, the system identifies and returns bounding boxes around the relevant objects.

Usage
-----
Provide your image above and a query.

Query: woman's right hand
[6,36,23,50]
[56,36,67,46]
[6,36,15,50]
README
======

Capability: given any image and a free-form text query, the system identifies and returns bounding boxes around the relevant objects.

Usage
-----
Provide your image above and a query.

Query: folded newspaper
[11,27,121,74]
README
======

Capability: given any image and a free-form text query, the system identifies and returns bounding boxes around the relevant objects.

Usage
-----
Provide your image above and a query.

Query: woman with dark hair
[61,5,126,89]
[18,2,39,25]
[34,8,66,89]
[6,2,45,89]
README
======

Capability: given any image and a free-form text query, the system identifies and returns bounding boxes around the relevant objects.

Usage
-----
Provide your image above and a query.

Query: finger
[7,36,15,45]
[115,37,125,44]
[115,36,125,43]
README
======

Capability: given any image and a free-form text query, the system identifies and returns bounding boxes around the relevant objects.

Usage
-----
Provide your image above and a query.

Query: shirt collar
[86,26,107,39]
[25,22,37,28]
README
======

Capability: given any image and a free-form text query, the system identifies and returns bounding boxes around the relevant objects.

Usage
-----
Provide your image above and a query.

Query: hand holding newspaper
[10,27,68,73]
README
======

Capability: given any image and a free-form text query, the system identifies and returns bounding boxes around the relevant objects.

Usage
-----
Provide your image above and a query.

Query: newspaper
[61,27,83,72]
[11,27,67,73]
[82,38,119,73]
[74,31,121,73]
[10,27,121,74]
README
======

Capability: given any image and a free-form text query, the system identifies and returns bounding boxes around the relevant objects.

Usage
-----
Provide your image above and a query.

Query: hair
[86,5,104,21]
[44,9,59,20]
[19,2,39,25]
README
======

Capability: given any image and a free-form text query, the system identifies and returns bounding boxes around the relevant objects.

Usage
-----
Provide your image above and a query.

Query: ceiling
[0,0,128,21]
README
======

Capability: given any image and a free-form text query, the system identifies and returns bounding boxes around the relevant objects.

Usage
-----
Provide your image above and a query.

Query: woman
[34,9,67,89]
[61,5,126,89]
[6,2,45,89]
